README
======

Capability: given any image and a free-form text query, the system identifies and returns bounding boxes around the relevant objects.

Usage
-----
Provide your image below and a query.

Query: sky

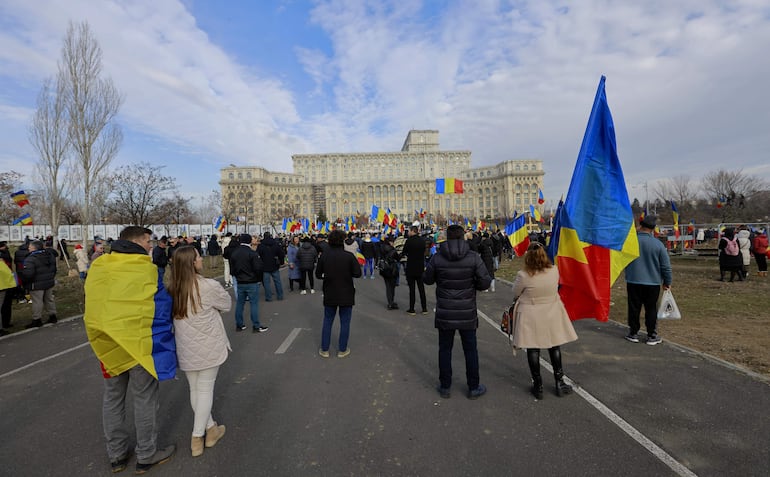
[1,0,769,212]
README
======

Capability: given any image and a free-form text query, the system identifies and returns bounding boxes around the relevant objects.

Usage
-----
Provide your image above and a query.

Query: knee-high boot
[526,349,543,399]
[548,346,573,397]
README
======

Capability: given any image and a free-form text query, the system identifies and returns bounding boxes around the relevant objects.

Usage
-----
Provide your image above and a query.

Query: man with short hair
[84,226,176,473]
[152,236,169,281]
[21,240,58,328]
[423,224,492,400]
[403,226,428,315]
[624,215,672,345]
[229,234,268,332]
[258,231,285,301]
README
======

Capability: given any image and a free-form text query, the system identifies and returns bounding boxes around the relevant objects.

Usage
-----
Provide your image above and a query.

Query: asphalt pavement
[1,270,768,476]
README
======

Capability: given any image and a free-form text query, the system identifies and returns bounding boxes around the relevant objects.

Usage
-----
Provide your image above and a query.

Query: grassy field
[495,255,770,377]
[5,249,769,377]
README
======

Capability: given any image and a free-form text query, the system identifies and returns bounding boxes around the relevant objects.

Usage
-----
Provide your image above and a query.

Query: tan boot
[205,423,226,448]
[191,436,204,457]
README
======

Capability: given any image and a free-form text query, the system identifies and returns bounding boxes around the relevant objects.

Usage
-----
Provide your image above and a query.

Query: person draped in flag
[84,226,177,473]
[511,242,577,399]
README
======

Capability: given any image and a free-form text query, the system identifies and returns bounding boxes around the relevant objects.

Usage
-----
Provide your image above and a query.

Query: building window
[246,172,252,179]
[229,173,234,179]
[237,173,242,179]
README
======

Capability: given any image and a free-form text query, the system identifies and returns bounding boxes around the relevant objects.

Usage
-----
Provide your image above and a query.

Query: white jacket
[737,229,751,266]
[174,275,232,371]
[74,248,89,273]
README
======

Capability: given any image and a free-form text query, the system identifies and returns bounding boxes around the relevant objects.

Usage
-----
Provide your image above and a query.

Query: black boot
[548,347,573,397]
[527,349,543,399]
[25,319,43,329]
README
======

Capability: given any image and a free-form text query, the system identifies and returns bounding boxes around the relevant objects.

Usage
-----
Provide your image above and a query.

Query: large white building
[219,130,544,226]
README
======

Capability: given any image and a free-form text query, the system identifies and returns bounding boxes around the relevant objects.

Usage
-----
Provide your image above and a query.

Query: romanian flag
[84,252,176,380]
[371,205,385,223]
[11,190,30,207]
[716,196,726,208]
[354,251,366,266]
[529,204,543,223]
[13,213,33,225]
[214,216,227,233]
[538,189,545,205]
[671,200,680,239]
[435,178,464,194]
[505,214,530,257]
[550,76,639,322]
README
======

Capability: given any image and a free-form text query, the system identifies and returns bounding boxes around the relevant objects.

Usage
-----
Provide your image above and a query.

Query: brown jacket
[511,267,577,349]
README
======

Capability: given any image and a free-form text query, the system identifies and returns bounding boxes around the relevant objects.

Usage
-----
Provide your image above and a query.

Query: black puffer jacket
[229,244,264,283]
[315,246,362,306]
[479,237,495,278]
[403,234,427,277]
[297,241,317,271]
[22,249,58,290]
[423,239,491,330]
[258,236,285,272]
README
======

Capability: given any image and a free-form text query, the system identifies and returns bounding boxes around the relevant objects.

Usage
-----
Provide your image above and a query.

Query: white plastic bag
[657,289,681,320]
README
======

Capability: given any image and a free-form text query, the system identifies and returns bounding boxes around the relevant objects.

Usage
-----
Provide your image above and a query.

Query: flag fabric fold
[553,76,639,322]
[11,190,30,207]
[13,213,33,225]
[505,214,530,257]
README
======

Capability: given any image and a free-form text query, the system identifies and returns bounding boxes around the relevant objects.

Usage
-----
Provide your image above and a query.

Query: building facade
[219,130,544,226]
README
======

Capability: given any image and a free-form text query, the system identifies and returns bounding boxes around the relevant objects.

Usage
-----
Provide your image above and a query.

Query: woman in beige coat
[512,242,577,399]
[168,246,232,457]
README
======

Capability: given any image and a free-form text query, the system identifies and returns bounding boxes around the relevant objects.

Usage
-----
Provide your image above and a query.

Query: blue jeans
[363,258,375,277]
[263,270,283,301]
[321,305,352,352]
[438,328,480,390]
[235,282,261,328]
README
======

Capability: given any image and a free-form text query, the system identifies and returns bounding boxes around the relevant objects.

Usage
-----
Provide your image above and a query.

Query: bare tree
[654,175,696,204]
[29,75,71,252]
[59,21,123,245]
[158,193,194,227]
[104,162,178,226]
[701,169,767,221]
[190,190,223,224]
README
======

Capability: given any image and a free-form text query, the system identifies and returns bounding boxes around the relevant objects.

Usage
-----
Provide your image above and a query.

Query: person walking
[258,232,285,301]
[21,240,58,328]
[624,216,672,345]
[360,233,376,279]
[752,229,768,277]
[511,242,578,399]
[479,232,496,292]
[297,236,318,294]
[423,224,492,400]
[83,226,177,474]
[286,236,302,292]
[403,226,428,315]
[315,229,362,358]
[229,234,268,333]
[168,246,230,457]
[74,244,90,280]
[379,235,400,310]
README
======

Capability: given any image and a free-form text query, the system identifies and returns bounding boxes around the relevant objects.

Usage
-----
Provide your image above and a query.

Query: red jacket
[752,234,768,255]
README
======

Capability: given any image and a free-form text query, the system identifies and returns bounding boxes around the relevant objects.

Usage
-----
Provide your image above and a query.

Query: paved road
[1,271,768,476]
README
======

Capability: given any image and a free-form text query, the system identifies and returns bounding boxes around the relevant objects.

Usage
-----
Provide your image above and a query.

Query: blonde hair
[168,246,201,319]
[523,242,553,276]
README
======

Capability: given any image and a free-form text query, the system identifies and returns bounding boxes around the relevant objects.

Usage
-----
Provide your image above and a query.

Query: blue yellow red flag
[529,204,542,222]
[435,178,464,194]
[671,200,680,239]
[538,189,545,205]
[13,213,33,225]
[505,214,530,257]
[554,76,639,322]
[11,190,30,207]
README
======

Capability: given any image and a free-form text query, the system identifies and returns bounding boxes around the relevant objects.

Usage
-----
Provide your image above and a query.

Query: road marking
[275,328,302,354]
[0,342,91,380]
[477,309,697,477]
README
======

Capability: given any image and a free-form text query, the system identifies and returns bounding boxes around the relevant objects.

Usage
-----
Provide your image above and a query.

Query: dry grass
[496,255,770,377]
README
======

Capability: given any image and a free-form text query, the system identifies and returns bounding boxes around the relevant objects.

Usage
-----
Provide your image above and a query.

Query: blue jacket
[625,232,672,286]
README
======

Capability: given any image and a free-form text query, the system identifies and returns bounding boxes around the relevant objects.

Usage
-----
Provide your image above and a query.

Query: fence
[0,223,273,243]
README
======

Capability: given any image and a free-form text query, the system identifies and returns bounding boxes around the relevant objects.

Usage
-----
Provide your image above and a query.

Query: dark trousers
[438,328,480,390]
[754,253,767,272]
[299,269,314,290]
[627,283,661,335]
[384,277,397,306]
[406,275,427,312]
[1,289,13,328]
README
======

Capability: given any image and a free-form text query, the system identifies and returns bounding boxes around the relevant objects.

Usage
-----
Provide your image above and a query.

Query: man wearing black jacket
[403,226,428,315]
[229,234,267,333]
[258,232,285,301]
[21,240,58,328]
[152,236,169,281]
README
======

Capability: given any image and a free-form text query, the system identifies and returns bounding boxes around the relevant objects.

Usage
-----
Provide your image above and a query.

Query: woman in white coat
[512,242,578,399]
[736,228,752,280]
[168,246,232,457]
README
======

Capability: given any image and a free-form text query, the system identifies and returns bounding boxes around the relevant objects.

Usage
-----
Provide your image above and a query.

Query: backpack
[377,257,399,278]
[724,237,739,256]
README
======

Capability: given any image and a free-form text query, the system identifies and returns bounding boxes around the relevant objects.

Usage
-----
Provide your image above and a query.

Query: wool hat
[640,215,657,229]
[239,233,252,244]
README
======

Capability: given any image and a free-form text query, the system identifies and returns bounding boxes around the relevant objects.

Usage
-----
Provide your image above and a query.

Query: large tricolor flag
[505,214,530,257]
[13,213,33,225]
[214,216,227,233]
[84,253,177,380]
[435,178,464,194]
[550,76,639,322]
[11,190,30,207]
[671,200,680,239]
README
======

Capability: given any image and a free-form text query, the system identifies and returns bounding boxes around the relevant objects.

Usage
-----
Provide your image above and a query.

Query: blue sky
[1,0,769,210]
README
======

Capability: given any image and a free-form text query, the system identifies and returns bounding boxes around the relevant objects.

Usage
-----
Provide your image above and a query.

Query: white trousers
[185,366,219,437]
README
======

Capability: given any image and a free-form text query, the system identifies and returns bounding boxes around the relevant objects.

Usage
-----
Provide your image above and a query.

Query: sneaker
[406,309,416,315]
[110,454,129,473]
[370,276,375,280]
[17,298,27,304]
[253,326,269,333]
[468,384,487,400]
[300,290,307,295]
[135,445,175,474]
[310,289,316,294]
[47,314,57,324]
[646,334,662,346]
[25,319,43,329]
[625,334,640,343]
[235,325,247,332]
[337,348,350,358]
[437,386,451,399]
[319,348,330,358]
[421,310,429,315]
